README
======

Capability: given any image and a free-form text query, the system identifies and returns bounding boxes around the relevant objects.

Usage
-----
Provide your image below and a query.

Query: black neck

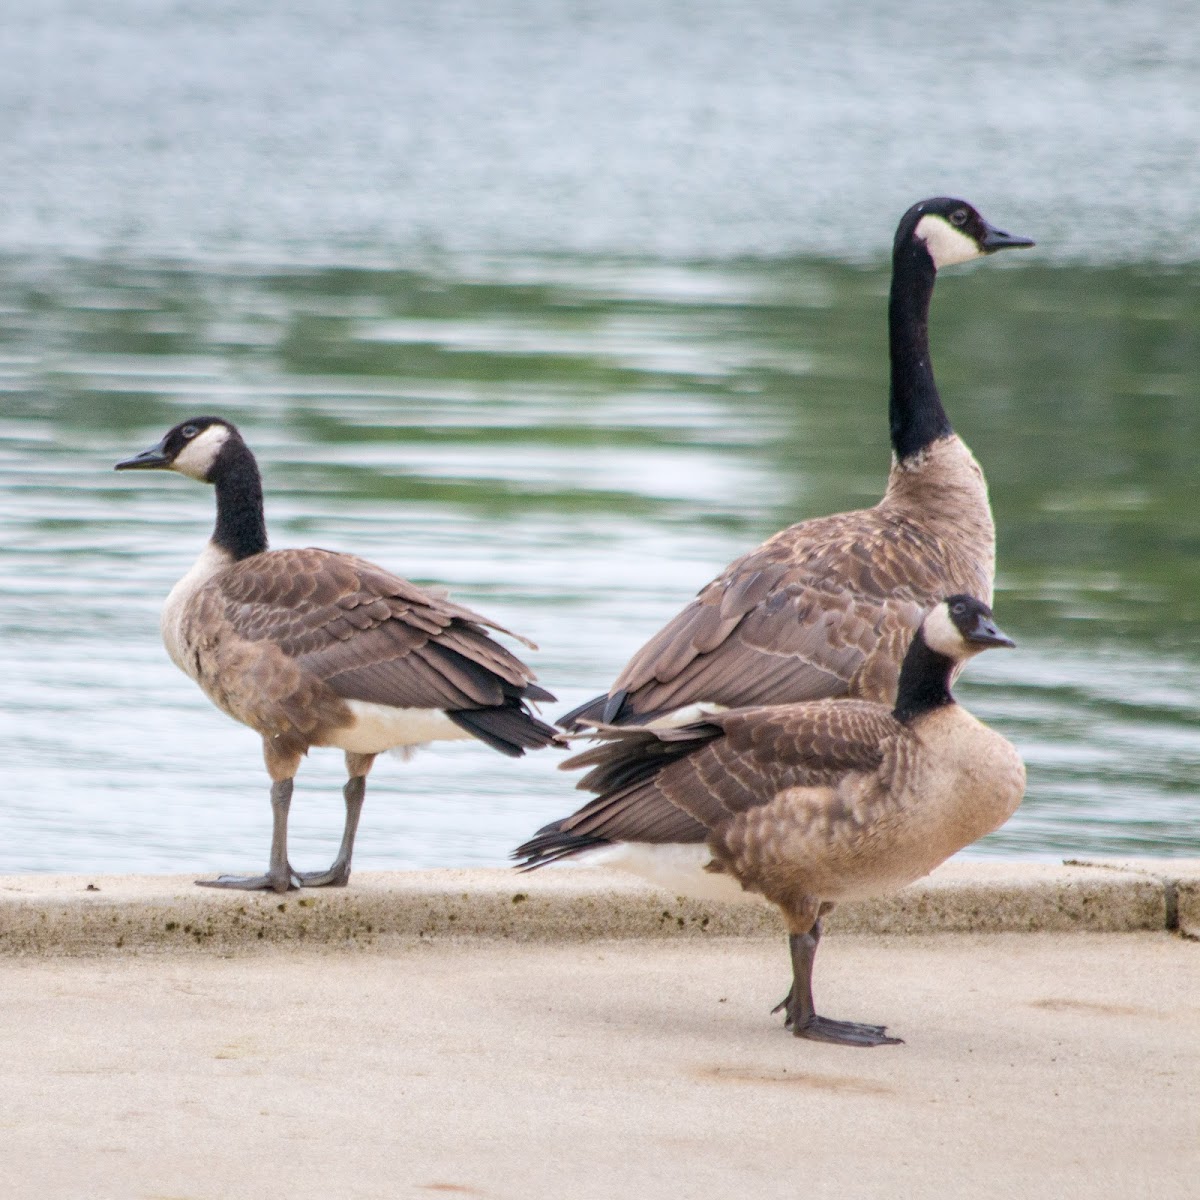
[210,438,268,560]
[892,631,956,722]
[888,238,952,461]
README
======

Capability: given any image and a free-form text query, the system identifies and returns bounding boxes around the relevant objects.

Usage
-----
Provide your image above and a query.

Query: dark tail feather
[511,821,611,870]
[511,719,724,867]
[557,693,608,731]
[558,688,630,731]
[563,719,725,794]
[448,701,560,757]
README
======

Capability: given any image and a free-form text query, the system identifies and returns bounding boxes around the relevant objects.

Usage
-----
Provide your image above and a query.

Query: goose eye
[950,209,968,227]
[181,424,199,438]
[951,601,967,615]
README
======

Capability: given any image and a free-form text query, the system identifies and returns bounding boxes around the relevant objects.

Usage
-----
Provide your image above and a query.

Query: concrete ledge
[1062,856,1200,939]
[2,858,1196,956]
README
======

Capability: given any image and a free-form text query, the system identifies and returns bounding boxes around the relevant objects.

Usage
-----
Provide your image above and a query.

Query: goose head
[115,416,240,482]
[895,198,1034,270]
[922,594,1016,660]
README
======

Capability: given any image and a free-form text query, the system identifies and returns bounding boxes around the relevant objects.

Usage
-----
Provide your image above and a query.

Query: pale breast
[909,707,1027,843]
[849,707,1024,893]
[715,707,1024,905]
[160,542,234,680]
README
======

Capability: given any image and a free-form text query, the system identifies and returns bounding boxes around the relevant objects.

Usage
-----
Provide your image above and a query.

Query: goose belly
[321,700,475,754]
[578,843,769,906]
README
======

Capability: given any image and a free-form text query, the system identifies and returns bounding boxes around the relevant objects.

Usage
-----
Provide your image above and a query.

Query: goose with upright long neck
[116,416,558,893]
[560,198,1033,730]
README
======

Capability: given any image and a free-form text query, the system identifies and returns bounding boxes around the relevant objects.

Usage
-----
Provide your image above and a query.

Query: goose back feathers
[528,692,1023,901]
[587,436,995,723]
[164,542,554,761]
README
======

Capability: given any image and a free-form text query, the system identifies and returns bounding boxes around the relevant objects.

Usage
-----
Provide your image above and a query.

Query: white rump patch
[325,700,474,755]
[647,702,729,730]
[578,843,767,906]
[922,603,969,659]
[914,214,983,269]
[172,424,232,480]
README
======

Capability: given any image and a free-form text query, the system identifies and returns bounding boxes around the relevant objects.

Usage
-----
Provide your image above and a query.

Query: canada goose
[115,416,558,893]
[517,596,1025,1046]
[560,198,1033,731]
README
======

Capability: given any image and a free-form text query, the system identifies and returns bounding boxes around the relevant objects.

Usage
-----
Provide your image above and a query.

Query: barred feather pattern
[167,546,556,759]
[560,435,993,728]
[516,697,1025,927]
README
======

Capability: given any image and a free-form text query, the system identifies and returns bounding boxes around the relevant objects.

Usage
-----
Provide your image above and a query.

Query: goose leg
[197,779,299,893]
[293,752,375,888]
[773,919,902,1047]
[293,776,365,887]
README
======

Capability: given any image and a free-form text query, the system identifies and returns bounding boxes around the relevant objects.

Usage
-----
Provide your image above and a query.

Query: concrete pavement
[1,861,1198,1199]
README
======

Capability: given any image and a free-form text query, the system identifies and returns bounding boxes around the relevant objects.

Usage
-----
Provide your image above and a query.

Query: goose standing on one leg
[560,198,1033,731]
[116,416,558,893]
[516,596,1025,1047]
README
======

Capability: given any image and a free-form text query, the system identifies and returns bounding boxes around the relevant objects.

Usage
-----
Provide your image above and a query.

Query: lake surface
[1,1,1198,875]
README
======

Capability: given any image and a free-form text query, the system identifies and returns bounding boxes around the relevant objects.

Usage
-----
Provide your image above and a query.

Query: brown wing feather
[215,548,546,713]
[607,505,974,719]
[532,702,899,855]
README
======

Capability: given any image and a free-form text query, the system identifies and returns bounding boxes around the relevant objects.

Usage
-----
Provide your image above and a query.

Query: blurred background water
[2,0,1199,876]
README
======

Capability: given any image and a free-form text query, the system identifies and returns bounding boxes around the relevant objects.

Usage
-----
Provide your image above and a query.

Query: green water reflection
[2,252,1198,869]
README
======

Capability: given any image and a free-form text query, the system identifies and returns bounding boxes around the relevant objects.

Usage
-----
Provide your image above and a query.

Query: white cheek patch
[171,424,231,480]
[914,214,983,269]
[922,603,969,658]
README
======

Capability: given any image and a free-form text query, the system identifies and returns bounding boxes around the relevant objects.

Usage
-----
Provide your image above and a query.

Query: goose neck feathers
[888,218,950,462]
[887,197,1033,462]
[210,433,269,561]
[890,631,956,722]
[882,433,992,528]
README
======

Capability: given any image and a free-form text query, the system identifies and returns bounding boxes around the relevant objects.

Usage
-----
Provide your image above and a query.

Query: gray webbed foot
[790,1013,902,1047]
[291,864,351,888]
[773,989,899,1045]
[196,779,302,892]
[196,871,299,893]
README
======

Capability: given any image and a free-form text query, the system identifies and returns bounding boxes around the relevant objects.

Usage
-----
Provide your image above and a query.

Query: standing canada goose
[561,198,1033,731]
[116,416,558,893]
[517,596,1025,1046]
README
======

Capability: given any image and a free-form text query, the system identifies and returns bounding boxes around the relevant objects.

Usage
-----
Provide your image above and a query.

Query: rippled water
[3,254,1200,874]
[1,1,1199,875]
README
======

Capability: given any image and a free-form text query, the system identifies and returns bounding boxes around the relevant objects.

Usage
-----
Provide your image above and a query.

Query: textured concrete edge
[0,859,1197,957]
